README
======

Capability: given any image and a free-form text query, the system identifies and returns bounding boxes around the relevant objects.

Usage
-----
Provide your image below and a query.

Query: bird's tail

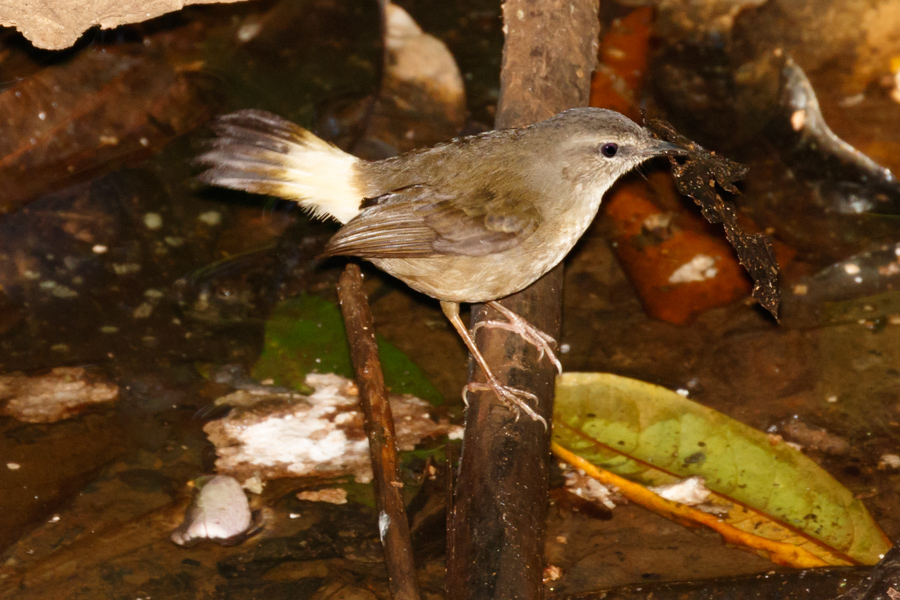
[196,109,364,224]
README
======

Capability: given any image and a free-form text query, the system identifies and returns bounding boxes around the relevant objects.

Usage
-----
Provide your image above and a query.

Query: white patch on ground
[843,262,861,275]
[879,454,900,470]
[240,410,365,467]
[642,212,672,232]
[649,476,710,505]
[668,254,719,284]
[237,21,262,42]
[379,511,391,542]
[204,374,461,486]
[563,468,620,510]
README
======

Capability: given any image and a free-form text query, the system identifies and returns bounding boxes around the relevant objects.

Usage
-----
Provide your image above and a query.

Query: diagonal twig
[337,263,420,600]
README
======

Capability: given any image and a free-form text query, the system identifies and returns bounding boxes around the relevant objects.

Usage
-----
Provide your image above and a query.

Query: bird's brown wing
[319,184,541,258]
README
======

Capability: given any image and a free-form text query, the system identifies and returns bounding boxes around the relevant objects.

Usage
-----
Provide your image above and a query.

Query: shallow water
[1,0,899,597]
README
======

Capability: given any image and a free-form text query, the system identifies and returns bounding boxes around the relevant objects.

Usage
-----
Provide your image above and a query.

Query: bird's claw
[474,304,563,374]
[463,381,548,430]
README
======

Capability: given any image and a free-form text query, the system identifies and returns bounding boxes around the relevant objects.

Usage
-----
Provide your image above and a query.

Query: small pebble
[879,454,900,470]
[198,211,222,226]
[143,213,163,230]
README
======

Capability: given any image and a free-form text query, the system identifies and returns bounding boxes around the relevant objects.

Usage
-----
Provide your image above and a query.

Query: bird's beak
[642,139,688,158]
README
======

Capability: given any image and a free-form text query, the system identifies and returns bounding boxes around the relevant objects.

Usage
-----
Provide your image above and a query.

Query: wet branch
[446,0,600,598]
[337,264,420,600]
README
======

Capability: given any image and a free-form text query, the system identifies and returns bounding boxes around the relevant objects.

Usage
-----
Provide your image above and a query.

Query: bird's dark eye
[600,143,618,158]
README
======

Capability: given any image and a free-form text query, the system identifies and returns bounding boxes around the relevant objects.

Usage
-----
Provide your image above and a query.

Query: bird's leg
[471,301,563,374]
[441,301,548,429]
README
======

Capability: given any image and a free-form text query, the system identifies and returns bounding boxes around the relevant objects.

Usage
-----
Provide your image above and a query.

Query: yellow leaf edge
[552,441,848,569]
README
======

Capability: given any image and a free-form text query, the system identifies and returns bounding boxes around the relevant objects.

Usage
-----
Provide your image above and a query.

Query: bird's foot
[463,381,548,430]
[441,300,549,429]
[473,301,563,373]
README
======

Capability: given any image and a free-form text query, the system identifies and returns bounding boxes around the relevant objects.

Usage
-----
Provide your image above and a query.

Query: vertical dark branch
[337,264,420,600]
[446,1,600,599]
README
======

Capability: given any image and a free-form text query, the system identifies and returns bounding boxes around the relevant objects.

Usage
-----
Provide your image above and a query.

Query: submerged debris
[782,242,900,326]
[777,57,900,214]
[0,367,119,423]
[204,373,459,487]
[646,117,781,318]
[803,242,900,302]
[780,418,850,456]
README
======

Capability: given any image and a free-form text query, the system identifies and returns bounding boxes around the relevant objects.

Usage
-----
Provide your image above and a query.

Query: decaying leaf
[646,118,781,318]
[0,367,118,423]
[552,372,892,566]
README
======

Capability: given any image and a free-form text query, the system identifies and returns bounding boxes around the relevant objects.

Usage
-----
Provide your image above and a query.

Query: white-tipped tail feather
[197,110,365,224]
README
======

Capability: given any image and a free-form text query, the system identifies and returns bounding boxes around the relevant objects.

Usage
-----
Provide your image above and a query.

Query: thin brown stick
[446,0,600,598]
[337,263,420,600]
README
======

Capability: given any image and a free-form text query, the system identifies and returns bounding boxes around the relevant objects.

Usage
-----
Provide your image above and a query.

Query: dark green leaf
[252,295,443,405]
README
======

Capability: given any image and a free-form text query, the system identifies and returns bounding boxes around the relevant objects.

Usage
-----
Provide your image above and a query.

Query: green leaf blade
[252,295,443,405]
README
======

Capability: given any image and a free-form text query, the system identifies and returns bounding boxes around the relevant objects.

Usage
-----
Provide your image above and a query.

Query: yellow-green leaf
[553,372,892,565]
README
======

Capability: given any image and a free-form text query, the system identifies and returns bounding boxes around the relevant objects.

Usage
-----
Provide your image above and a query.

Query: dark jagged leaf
[646,118,780,318]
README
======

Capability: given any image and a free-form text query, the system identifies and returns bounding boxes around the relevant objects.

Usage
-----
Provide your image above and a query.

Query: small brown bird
[197,108,683,425]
